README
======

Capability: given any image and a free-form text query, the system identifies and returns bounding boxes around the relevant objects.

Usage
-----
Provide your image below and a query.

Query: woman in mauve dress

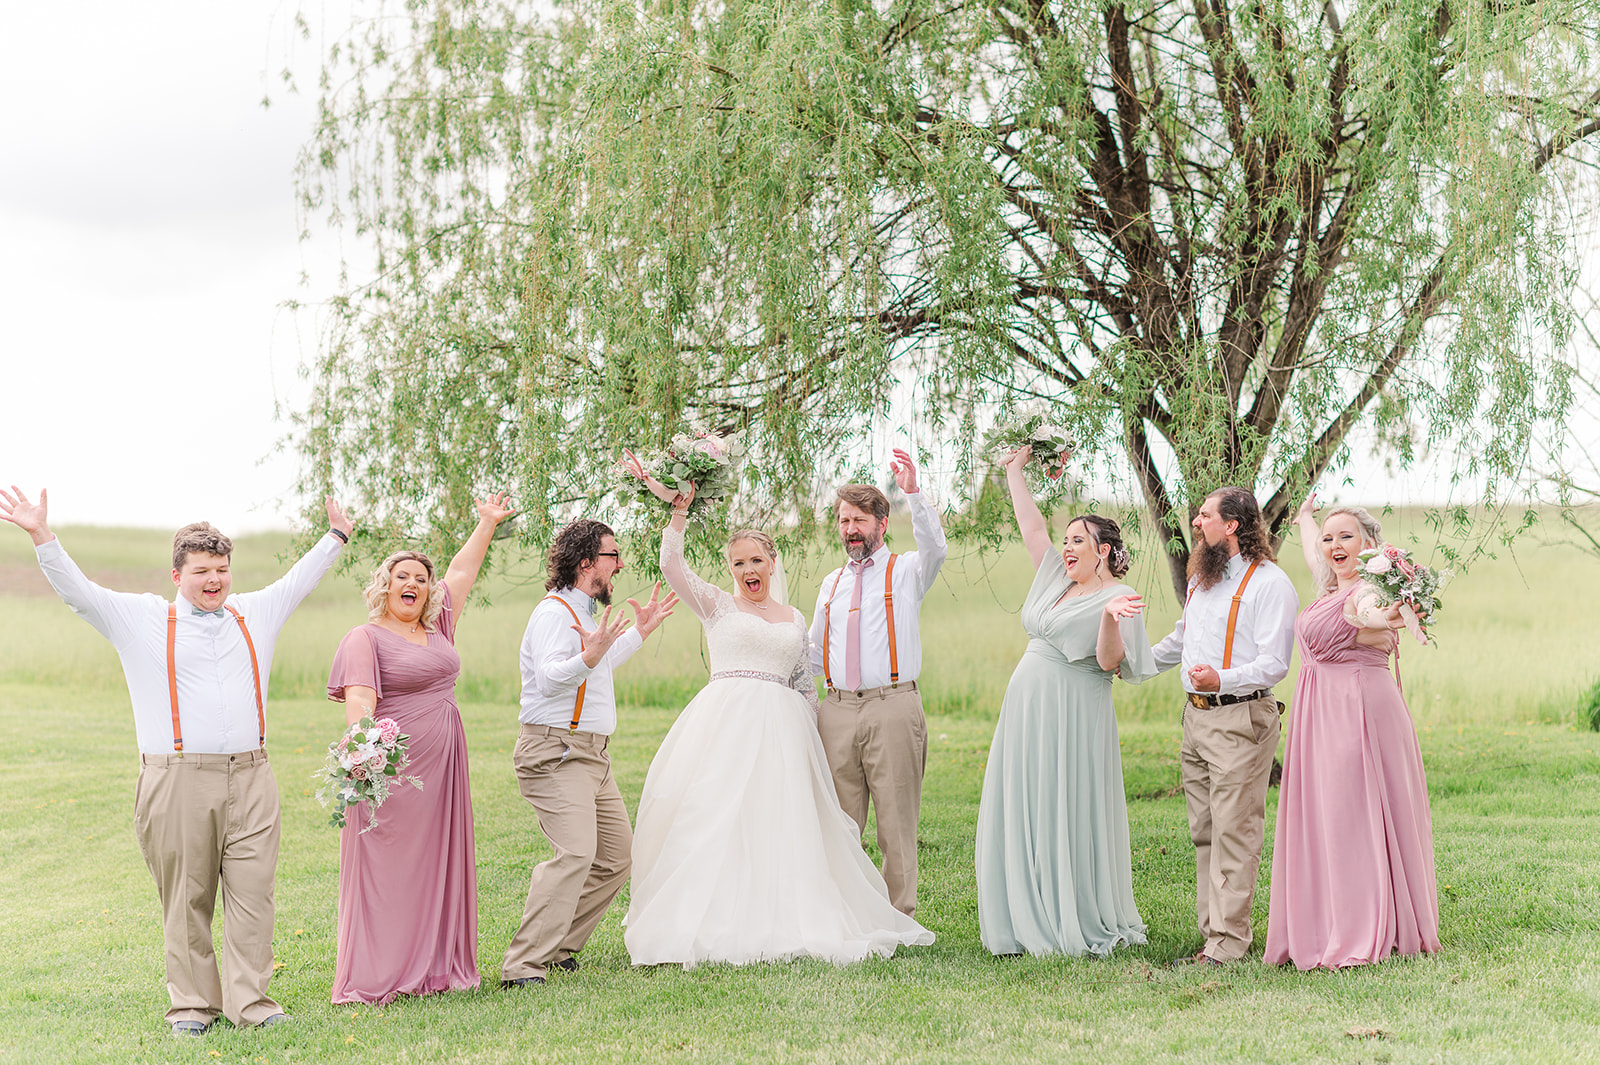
[1264,495,1439,970]
[325,493,516,1004]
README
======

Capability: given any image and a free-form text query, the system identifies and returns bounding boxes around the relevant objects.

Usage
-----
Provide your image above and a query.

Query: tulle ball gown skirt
[624,676,933,966]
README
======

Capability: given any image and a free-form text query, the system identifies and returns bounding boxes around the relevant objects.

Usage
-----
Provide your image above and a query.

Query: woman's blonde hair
[1316,506,1384,593]
[364,551,448,632]
[726,528,778,559]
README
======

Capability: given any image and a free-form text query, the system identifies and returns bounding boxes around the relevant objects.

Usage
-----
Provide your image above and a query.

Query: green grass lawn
[2,519,1599,1063]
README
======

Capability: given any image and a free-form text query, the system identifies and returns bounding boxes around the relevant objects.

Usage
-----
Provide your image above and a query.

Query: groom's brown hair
[834,484,889,522]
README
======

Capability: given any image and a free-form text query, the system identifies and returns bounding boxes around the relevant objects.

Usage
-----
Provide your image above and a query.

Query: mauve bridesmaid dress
[1265,587,1440,969]
[326,584,479,1003]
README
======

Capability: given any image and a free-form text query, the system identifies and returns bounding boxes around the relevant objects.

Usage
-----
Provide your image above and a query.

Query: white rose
[363,728,383,744]
[1365,555,1392,575]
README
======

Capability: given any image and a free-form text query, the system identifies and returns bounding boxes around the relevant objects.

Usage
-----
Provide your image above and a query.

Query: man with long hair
[500,519,675,987]
[1152,487,1298,964]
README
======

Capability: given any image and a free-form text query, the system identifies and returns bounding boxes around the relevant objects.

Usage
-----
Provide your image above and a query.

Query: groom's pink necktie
[844,557,874,691]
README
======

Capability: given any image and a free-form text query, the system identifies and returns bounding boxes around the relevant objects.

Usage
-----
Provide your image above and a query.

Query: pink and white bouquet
[621,426,745,520]
[1357,543,1450,645]
[314,716,422,834]
[986,409,1076,488]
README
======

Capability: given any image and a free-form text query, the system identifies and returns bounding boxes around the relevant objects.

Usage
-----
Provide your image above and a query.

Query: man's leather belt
[1187,688,1270,710]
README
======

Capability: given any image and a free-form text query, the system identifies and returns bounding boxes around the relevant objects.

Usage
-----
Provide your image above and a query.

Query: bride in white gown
[622,481,933,966]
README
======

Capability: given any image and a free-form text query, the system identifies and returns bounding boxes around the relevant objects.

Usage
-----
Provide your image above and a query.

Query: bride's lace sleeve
[788,607,822,721]
[659,526,731,622]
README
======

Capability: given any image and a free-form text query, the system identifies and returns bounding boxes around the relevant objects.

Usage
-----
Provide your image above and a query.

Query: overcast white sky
[1,2,1592,537]
[0,1,347,532]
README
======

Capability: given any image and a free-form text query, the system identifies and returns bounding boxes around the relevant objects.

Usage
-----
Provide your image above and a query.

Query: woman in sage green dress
[975,447,1157,956]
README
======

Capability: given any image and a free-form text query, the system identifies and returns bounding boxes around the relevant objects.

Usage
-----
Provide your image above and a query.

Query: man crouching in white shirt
[1151,487,1298,965]
[0,486,352,1035]
[500,519,675,987]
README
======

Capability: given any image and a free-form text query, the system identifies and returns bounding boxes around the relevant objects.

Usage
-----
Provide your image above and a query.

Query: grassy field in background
[2,516,1599,1063]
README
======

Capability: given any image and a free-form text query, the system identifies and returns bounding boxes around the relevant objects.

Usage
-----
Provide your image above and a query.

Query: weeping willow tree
[292,0,1598,597]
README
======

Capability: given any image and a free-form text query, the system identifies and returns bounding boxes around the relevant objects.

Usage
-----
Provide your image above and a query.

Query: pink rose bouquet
[1357,543,1450,644]
[620,425,746,521]
[314,716,422,833]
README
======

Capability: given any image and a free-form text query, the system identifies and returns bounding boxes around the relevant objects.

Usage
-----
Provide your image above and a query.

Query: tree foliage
[292,0,1600,597]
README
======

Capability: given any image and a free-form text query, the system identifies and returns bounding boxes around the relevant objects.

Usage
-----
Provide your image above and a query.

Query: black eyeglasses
[596,551,622,562]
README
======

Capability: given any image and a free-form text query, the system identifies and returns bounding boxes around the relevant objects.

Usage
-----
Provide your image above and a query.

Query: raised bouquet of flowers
[1358,543,1450,645]
[985,409,1076,485]
[313,716,423,834]
[621,426,745,520]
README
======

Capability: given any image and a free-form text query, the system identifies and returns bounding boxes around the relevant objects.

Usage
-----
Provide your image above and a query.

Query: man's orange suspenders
[821,554,899,690]
[542,595,588,732]
[1181,559,1261,671]
[165,603,264,752]
[1222,561,1260,669]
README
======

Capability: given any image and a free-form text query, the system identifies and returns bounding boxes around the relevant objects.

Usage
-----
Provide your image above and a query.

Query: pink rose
[1397,558,1416,579]
[1382,544,1401,559]
[377,718,401,744]
[1365,555,1392,575]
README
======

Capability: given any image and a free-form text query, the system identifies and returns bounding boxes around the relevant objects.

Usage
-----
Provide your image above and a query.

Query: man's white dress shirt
[1152,552,1299,695]
[809,490,948,689]
[519,587,644,735]
[35,534,345,754]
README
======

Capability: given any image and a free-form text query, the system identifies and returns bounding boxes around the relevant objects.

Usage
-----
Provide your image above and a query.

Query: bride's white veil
[769,550,789,607]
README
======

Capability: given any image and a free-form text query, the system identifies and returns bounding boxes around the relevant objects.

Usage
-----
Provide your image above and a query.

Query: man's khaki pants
[1180,695,1281,961]
[133,750,282,1027]
[501,726,632,981]
[817,683,927,916]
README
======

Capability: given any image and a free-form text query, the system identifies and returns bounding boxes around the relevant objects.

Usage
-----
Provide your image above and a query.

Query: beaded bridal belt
[709,669,787,685]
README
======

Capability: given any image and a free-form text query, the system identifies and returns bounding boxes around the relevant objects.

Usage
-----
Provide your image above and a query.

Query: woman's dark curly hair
[1209,487,1276,563]
[545,519,615,591]
[1066,514,1133,578]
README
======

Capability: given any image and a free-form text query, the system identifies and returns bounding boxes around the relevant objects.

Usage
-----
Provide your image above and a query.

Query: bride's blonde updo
[726,528,778,559]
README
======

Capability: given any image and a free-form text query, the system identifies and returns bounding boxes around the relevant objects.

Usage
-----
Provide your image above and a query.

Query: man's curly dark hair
[1209,487,1276,564]
[545,519,615,592]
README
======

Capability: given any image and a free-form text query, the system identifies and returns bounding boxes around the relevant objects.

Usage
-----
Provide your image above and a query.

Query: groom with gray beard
[1152,487,1298,964]
[810,448,946,917]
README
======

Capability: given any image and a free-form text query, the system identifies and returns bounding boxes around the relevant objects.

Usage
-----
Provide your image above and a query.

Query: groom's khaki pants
[1180,695,1281,961]
[502,726,632,981]
[134,750,283,1027]
[818,683,927,916]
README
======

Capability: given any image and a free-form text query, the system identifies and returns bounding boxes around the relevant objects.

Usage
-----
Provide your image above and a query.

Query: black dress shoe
[171,1020,211,1037]
[500,976,546,988]
[553,956,579,973]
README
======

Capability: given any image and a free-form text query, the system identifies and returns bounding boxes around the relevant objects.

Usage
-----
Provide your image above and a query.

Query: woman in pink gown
[1264,496,1440,969]
[325,494,516,1004]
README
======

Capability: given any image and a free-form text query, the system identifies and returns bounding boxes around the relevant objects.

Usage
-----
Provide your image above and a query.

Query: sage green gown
[975,549,1157,955]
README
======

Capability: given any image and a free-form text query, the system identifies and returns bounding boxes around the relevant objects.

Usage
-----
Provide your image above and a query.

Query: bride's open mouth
[1330,549,1348,565]
[743,576,764,597]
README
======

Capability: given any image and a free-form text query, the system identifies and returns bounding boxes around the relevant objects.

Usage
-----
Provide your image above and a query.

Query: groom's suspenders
[165,603,265,753]
[542,595,587,732]
[821,555,899,690]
